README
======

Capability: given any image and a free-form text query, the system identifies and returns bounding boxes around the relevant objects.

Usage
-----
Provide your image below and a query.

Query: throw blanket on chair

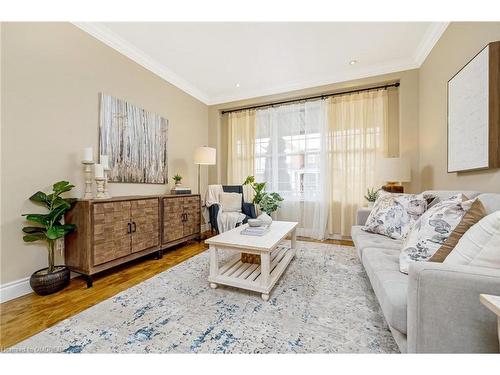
[205,185,246,233]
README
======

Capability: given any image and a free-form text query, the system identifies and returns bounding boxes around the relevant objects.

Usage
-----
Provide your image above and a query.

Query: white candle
[83,147,93,163]
[95,164,104,178]
[100,155,109,170]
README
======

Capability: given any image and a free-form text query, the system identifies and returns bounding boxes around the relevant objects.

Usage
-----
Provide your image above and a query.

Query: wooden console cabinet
[162,195,201,246]
[64,194,200,287]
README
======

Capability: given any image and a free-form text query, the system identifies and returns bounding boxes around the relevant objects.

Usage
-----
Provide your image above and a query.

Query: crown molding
[207,58,418,105]
[413,22,449,67]
[72,22,210,104]
[74,22,447,106]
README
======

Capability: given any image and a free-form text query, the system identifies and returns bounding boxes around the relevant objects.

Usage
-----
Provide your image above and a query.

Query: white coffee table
[205,221,298,301]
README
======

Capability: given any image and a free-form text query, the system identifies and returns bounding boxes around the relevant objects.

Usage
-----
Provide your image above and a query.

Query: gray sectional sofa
[352,190,500,353]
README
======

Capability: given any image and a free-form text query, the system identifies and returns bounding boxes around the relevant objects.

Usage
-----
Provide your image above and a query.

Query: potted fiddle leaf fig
[22,181,77,295]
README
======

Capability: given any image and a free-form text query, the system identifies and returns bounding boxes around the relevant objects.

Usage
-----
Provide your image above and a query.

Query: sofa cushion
[362,248,408,334]
[445,211,500,268]
[399,195,475,274]
[363,191,427,240]
[477,193,500,214]
[422,190,481,201]
[351,225,403,260]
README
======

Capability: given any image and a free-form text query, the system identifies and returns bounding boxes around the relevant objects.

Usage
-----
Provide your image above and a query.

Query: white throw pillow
[219,192,242,213]
[444,211,500,269]
[363,191,427,240]
[399,194,473,274]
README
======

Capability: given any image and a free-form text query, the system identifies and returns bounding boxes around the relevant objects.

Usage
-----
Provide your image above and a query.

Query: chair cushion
[219,192,242,212]
[362,248,408,334]
[351,225,403,260]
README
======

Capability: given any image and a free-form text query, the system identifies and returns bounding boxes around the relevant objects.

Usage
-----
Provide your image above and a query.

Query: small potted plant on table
[173,174,183,186]
[22,181,76,295]
[364,187,380,207]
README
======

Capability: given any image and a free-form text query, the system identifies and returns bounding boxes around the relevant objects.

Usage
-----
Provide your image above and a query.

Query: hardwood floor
[0,233,352,350]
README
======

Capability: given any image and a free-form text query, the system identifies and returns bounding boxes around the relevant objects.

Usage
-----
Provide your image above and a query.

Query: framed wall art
[447,41,499,173]
[99,93,169,184]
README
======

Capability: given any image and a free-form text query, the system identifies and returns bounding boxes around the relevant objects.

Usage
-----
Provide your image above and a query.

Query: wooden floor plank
[0,233,352,350]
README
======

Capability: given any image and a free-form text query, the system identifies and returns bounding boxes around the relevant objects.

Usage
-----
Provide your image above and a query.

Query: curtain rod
[221,82,400,115]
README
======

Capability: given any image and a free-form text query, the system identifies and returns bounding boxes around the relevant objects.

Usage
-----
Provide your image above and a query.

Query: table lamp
[376,157,410,193]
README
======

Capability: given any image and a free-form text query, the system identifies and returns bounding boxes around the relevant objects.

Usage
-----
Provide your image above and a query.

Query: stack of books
[241,224,271,236]
[170,186,192,195]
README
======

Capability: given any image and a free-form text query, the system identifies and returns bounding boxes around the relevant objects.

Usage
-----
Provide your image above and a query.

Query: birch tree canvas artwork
[99,94,168,184]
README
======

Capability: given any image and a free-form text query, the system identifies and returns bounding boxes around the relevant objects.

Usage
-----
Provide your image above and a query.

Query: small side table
[480,294,500,349]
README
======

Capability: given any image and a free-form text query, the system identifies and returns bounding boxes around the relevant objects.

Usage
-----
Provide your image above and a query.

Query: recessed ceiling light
[235,83,240,88]
[349,60,358,65]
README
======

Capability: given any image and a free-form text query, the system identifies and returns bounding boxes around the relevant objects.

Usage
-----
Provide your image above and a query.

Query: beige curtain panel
[227,110,256,198]
[326,89,389,236]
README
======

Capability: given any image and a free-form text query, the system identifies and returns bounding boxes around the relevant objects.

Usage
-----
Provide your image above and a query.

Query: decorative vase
[367,202,375,208]
[175,181,182,186]
[29,266,70,296]
[257,212,273,226]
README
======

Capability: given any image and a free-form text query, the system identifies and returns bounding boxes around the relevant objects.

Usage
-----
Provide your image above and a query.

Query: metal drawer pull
[127,222,132,234]
[132,222,137,232]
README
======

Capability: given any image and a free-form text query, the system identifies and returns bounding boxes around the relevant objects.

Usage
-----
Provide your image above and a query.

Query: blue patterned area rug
[11,241,398,353]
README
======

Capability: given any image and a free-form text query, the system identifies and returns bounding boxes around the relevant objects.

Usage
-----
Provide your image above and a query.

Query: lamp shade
[194,146,216,165]
[376,157,411,182]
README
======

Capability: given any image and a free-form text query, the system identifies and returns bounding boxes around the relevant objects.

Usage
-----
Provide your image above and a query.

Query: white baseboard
[0,276,32,303]
[2,226,213,304]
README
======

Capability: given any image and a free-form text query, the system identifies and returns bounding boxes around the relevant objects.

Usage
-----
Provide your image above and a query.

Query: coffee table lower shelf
[208,245,296,301]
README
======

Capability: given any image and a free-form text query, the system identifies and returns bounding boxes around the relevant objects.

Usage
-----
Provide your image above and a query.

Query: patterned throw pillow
[399,194,474,274]
[362,191,427,240]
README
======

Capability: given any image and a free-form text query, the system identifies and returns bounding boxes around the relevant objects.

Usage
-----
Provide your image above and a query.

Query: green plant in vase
[243,175,284,217]
[22,180,77,295]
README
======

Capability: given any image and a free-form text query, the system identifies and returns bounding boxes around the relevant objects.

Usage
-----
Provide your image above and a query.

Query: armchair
[208,185,257,233]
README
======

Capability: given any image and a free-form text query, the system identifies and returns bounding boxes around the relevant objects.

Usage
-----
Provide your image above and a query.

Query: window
[255,102,324,201]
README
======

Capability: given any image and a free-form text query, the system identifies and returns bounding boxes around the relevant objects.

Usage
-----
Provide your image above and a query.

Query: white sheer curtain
[255,101,328,239]
[226,89,389,240]
[326,89,388,236]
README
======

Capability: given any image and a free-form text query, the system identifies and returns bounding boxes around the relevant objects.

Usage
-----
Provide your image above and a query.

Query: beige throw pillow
[444,211,500,269]
[429,199,486,262]
[219,192,242,213]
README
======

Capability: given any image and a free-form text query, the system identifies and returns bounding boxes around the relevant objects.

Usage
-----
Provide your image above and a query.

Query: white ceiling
[75,22,448,105]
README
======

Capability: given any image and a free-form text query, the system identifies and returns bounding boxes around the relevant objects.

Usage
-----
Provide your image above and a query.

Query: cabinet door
[131,198,160,253]
[93,201,131,265]
[162,197,184,244]
[183,196,201,237]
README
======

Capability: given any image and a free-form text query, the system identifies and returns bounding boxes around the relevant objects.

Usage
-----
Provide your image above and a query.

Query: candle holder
[82,161,94,199]
[103,168,111,198]
[95,177,106,199]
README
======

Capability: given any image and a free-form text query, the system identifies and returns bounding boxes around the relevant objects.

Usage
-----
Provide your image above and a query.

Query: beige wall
[1,23,209,284]
[208,69,420,192]
[419,22,500,192]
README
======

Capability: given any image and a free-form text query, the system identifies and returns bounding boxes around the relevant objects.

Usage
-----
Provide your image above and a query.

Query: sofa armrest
[356,207,372,226]
[407,261,500,353]
[242,202,257,219]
